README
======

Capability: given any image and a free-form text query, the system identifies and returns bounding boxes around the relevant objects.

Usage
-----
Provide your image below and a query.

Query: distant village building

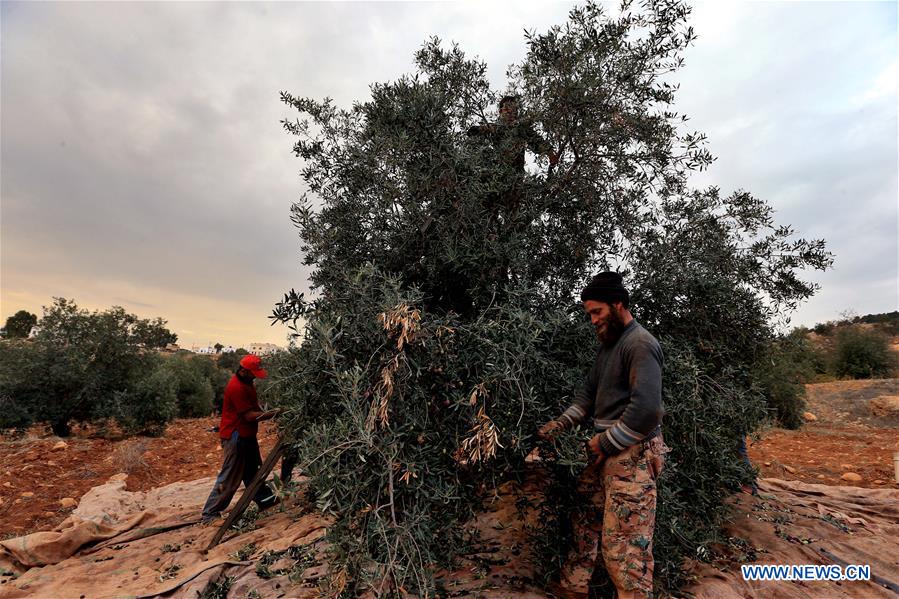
[160,343,181,353]
[248,342,281,355]
[185,343,280,355]
[28,326,40,339]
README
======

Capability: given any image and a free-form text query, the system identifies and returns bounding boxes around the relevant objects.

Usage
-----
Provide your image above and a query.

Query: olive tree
[270,1,831,594]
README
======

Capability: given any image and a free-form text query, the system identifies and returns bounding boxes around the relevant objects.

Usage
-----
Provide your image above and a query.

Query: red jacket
[219,374,261,439]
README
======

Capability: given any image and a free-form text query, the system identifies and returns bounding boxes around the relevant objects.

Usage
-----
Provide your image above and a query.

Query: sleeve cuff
[598,432,623,456]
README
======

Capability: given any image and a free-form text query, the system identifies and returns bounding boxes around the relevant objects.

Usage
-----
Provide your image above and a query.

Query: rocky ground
[749,379,899,488]
[1,379,897,539]
[0,419,278,538]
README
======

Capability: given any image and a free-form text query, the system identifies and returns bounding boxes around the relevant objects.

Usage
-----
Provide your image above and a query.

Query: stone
[52,441,68,451]
[763,462,771,467]
[21,492,34,498]
[783,465,797,474]
[839,464,853,471]
[803,411,817,422]
[840,472,863,483]
[817,474,826,479]
[42,511,56,518]
[873,480,884,484]
[869,396,899,418]
[60,497,78,508]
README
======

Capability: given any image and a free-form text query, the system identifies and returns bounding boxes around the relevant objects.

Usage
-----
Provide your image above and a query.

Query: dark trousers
[202,431,275,520]
[280,446,299,483]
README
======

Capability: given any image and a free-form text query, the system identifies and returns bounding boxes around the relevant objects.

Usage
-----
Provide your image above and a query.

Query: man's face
[499,100,518,123]
[583,300,625,343]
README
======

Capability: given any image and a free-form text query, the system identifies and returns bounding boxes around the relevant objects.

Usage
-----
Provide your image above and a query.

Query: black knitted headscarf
[580,271,630,307]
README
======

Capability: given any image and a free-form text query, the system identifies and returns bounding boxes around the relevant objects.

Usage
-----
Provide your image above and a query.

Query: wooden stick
[205,438,285,552]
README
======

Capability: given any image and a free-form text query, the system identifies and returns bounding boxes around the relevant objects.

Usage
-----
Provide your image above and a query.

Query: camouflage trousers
[559,435,668,598]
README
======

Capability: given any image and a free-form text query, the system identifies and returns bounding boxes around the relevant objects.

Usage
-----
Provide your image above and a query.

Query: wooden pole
[205,438,285,552]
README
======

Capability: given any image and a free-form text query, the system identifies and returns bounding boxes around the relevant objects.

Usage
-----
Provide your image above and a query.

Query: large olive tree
[270,1,831,594]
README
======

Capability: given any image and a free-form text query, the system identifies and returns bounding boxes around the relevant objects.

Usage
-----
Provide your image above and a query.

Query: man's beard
[596,308,626,344]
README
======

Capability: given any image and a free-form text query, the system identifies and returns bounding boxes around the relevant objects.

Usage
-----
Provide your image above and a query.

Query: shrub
[112,438,150,473]
[216,349,248,373]
[115,367,178,436]
[0,392,34,431]
[186,355,231,413]
[832,327,897,379]
[753,329,828,429]
[168,356,215,417]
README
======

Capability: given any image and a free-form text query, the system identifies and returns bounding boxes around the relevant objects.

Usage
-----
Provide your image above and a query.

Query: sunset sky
[2,2,896,348]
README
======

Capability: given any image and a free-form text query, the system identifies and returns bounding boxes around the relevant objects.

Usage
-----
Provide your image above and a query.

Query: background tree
[0,298,182,436]
[271,1,831,594]
[832,327,896,379]
[214,342,224,354]
[216,347,249,373]
[3,310,37,339]
[132,316,178,348]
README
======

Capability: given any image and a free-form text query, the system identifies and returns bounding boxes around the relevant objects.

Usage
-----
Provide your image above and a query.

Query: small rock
[803,411,817,422]
[2,482,12,488]
[14,499,21,505]
[21,492,34,498]
[873,480,884,484]
[817,474,826,479]
[59,497,78,508]
[52,441,68,451]
[869,396,899,418]
[763,462,771,467]
[839,464,853,471]
[42,511,56,518]
[783,465,797,474]
[840,472,863,483]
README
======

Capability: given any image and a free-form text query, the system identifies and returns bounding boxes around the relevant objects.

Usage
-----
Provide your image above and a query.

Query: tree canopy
[270,1,831,594]
[3,310,37,338]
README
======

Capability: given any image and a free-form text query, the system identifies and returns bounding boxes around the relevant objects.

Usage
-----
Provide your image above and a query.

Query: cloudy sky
[1,1,896,348]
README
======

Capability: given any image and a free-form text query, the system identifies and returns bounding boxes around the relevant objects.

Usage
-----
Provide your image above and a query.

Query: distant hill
[810,311,899,338]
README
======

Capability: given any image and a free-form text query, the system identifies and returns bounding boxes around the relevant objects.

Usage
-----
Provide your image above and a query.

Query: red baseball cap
[239,354,268,379]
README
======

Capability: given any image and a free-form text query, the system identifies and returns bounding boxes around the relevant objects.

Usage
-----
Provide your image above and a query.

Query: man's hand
[255,408,283,422]
[586,434,606,465]
[537,419,565,440]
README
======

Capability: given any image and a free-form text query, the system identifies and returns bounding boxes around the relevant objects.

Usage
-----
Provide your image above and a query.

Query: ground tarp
[681,478,899,598]
[0,473,896,598]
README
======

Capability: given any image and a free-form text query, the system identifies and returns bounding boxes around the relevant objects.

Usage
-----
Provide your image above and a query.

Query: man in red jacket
[201,354,279,522]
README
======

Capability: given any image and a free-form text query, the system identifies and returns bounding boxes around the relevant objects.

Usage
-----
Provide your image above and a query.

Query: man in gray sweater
[539,271,667,599]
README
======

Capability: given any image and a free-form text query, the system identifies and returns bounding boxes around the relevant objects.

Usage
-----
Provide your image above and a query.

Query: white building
[247,342,281,355]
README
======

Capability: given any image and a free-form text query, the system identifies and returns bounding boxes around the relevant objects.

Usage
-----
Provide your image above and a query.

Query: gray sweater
[559,320,664,456]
